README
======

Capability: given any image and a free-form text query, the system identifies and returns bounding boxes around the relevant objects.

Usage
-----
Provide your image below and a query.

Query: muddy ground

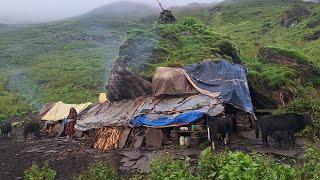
[0,125,309,180]
[0,125,121,180]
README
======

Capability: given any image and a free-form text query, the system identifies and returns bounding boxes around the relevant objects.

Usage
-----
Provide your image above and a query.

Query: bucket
[99,93,107,104]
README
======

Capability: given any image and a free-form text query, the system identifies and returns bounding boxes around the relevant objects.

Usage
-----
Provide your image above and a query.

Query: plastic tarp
[153,67,198,97]
[184,60,254,114]
[130,94,224,127]
[41,101,92,122]
[75,97,145,131]
[131,112,205,127]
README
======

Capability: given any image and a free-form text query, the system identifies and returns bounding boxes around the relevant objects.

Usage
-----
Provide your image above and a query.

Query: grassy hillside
[211,0,320,64]
[1,0,320,121]
[173,0,320,65]
[172,0,320,130]
[115,17,240,78]
[0,2,154,120]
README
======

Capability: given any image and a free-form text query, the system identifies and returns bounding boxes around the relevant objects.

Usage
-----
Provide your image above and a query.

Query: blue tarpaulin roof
[131,112,205,127]
[130,95,224,127]
[184,60,254,114]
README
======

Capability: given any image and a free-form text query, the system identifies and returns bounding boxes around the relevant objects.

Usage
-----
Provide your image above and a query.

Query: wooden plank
[146,128,163,148]
[117,127,132,149]
[133,136,144,149]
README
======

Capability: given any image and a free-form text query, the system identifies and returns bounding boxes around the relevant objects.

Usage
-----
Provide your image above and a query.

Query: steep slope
[107,18,241,101]
[0,2,155,120]
[208,0,320,106]
[172,0,320,105]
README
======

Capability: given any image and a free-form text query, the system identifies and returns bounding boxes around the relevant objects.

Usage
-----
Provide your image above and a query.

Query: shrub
[288,86,320,137]
[248,64,295,90]
[254,154,296,180]
[24,163,56,180]
[197,147,218,179]
[78,162,116,180]
[197,148,296,180]
[301,143,320,180]
[180,17,207,33]
[148,155,194,180]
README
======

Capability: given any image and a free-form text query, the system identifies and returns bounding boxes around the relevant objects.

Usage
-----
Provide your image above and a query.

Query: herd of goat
[208,113,311,150]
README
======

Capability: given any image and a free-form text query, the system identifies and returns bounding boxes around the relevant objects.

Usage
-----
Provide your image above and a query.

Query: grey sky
[0,0,221,24]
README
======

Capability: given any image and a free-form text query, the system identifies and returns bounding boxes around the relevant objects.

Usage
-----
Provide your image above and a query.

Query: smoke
[0,0,222,24]
[7,71,41,109]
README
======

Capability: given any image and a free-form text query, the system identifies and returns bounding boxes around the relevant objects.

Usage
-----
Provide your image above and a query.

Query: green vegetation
[148,148,296,180]
[197,148,296,180]
[196,0,320,120]
[0,9,145,120]
[24,163,56,180]
[302,143,320,180]
[78,162,116,180]
[149,155,194,180]
[248,63,296,90]
[154,17,240,64]
[0,82,30,120]
[0,0,319,128]
[123,17,240,78]
[259,46,313,66]
[287,86,320,137]
[210,0,320,65]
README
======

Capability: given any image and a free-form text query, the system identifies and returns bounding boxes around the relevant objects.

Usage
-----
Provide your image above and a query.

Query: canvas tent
[41,101,92,122]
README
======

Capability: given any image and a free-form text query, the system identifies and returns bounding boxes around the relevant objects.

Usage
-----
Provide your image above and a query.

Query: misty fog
[0,0,222,24]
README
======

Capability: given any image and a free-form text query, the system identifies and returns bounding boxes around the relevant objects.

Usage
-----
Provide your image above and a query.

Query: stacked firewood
[94,127,122,150]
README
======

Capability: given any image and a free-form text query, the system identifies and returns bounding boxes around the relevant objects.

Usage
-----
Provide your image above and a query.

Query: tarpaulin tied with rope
[184,60,254,114]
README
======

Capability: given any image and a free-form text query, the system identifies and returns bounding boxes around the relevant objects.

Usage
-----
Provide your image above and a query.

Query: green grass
[1,0,320,120]
[0,18,130,120]
[122,17,241,78]
[209,0,320,66]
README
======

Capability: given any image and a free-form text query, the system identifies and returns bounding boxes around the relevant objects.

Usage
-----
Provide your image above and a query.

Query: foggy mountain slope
[0,23,8,28]
[1,0,320,121]
[83,1,158,19]
[0,1,156,120]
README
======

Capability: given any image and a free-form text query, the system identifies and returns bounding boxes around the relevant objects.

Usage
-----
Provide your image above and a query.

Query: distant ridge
[0,23,8,28]
[83,1,157,19]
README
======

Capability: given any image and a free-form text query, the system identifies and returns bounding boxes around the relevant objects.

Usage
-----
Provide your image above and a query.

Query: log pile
[94,127,122,150]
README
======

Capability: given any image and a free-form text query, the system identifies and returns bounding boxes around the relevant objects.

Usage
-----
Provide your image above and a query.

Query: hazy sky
[0,0,221,24]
